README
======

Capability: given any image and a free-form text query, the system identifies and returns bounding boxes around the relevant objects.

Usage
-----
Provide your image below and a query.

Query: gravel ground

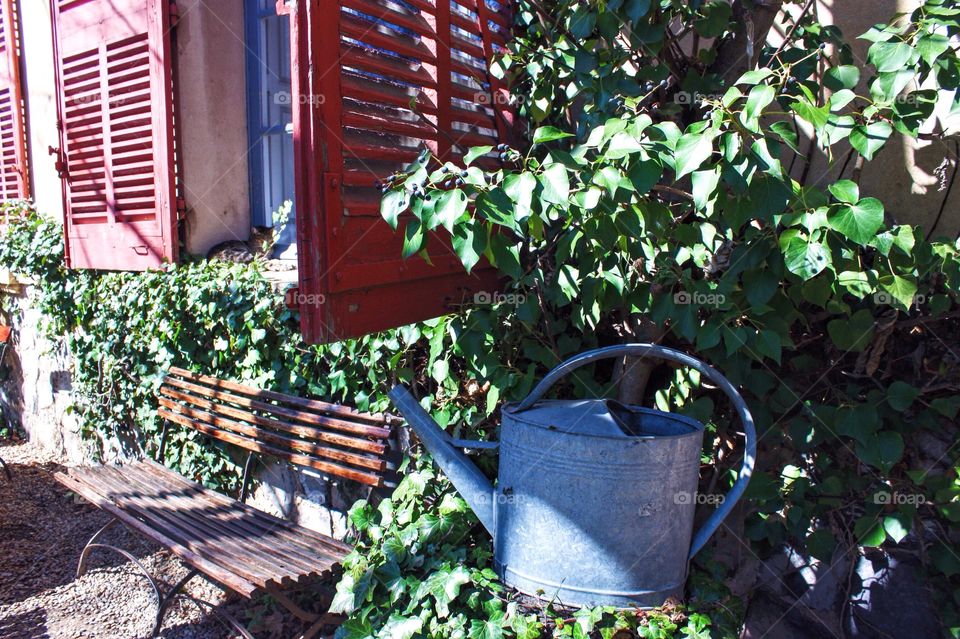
[0,440,325,639]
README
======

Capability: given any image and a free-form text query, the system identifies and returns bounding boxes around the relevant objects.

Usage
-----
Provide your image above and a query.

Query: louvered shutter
[291,0,514,343]
[0,0,28,201]
[51,0,178,270]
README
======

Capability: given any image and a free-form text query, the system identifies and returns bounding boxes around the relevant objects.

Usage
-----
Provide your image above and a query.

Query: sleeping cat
[206,227,274,264]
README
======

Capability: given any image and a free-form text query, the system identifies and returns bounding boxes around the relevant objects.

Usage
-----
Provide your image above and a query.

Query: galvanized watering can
[388,344,756,608]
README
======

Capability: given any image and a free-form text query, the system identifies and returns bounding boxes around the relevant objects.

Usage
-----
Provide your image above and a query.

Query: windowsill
[260,265,299,286]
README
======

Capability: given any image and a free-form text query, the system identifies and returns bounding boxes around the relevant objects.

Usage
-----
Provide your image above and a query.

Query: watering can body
[388,344,756,608]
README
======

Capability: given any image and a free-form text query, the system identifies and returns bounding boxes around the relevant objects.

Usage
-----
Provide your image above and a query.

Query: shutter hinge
[170,1,181,26]
[276,0,293,16]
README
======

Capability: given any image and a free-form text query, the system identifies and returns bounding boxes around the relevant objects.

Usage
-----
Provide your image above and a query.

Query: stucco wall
[19,0,64,222]
[175,0,253,256]
[773,0,960,239]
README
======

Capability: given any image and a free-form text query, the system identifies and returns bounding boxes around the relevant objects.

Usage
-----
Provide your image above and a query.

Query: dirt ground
[0,440,322,639]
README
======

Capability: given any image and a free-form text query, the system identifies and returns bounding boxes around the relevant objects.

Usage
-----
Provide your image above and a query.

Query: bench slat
[101,464,339,580]
[55,470,260,597]
[84,465,298,587]
[162,376,391,439]
[158,396,385,472]
[132,460,349,566]
[158,409,385,486]
[137,459,353,558]
[168,367,395,427]
[158,386,387,455]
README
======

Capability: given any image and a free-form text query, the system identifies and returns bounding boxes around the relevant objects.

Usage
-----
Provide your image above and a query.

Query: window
[245,0,297,259]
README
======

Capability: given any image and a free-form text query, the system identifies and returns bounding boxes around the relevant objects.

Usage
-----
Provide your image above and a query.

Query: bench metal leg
[82,543,163,607]
[159,589,256,639]
[77,518,119,578]
[151,568,199,638]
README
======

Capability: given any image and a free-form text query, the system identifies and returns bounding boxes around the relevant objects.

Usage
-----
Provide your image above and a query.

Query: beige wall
[19,0,64,222]
[176,0,253,256]
[773,0,960,239]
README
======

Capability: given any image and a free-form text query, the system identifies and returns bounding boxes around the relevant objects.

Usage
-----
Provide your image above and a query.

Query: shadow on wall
[776,0,959,240]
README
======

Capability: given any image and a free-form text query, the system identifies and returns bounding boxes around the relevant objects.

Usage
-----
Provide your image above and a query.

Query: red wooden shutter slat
[292,0,515,343]
[0,0,29,202]
[51,0,178,271]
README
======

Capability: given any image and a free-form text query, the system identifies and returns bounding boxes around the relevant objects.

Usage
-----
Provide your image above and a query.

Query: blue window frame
[244,0,296,258]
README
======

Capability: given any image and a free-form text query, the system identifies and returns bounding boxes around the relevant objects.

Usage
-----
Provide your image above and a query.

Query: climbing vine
[0,203,472,489]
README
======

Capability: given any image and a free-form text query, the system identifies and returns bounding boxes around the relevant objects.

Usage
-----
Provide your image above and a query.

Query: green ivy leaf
[740,84,776,131]
[879,273,917,309]
[887,381,919,411]
[464,146,493,165]
[850,122,892,161]
[854,516,887,547]
[827,309,875,352]
[868,40,916,72]
[673,131,715,179]
[381,190,410,229]
[827,197,884,244]
[436,189,468,232]
[533,126,574,144]
[780,230,831,278]
[452,221,485,272]
[470,611,506,639]
[824,65,861,91]
[884,513,911,543]
[539,163,570,206]
[503,172,536,221]
[401,218,425,258]
[827,179,859,204]
[378,614,424,639]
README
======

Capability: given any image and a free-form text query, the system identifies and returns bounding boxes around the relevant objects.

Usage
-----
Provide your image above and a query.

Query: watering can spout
[388,385,496,535]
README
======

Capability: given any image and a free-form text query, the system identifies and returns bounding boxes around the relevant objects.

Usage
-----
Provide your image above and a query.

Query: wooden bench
[55,367,397,639]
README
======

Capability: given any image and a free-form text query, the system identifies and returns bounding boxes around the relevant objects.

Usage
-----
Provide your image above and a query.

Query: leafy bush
[0,204,464,488]
[376,0,960,634]
[0,206,727,638]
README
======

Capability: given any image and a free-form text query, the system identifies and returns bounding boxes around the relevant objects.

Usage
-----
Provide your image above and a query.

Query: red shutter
[0,0,28,200]
[291,0,514,343]
[51,0,178,271]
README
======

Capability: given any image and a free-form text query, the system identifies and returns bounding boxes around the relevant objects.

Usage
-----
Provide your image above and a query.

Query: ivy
[0,203,478,491]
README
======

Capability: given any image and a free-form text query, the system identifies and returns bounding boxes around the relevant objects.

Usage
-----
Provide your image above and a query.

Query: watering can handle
[515,343,756,560]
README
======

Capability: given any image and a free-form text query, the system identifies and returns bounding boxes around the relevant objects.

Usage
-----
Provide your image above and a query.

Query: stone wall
[0,284,364,541]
